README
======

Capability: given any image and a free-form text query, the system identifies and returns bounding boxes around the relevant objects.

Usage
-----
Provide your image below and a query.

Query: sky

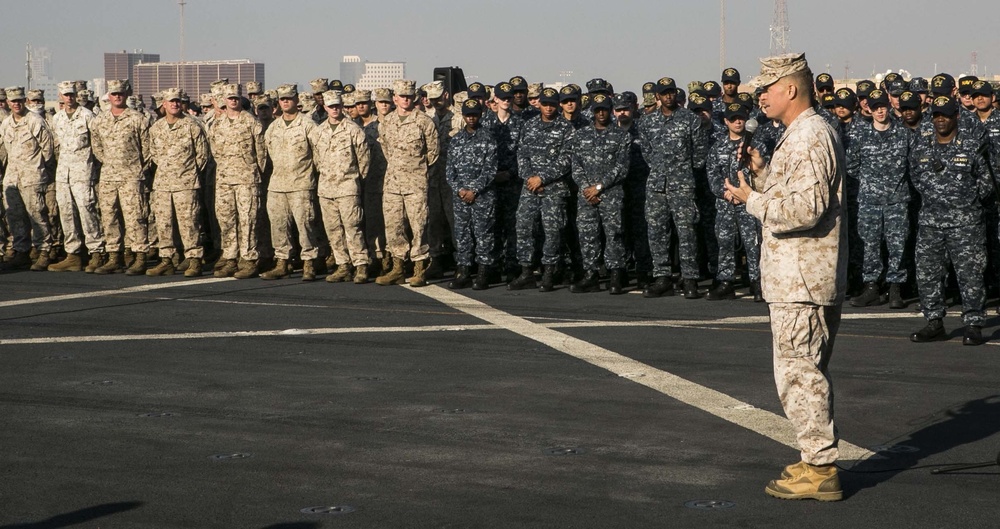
[2,0,999,94]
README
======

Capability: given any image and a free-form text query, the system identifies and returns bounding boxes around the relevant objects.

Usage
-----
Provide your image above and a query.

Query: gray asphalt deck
[1,272,997,528]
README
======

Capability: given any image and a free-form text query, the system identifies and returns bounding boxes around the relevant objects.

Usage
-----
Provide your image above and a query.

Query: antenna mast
[769,0,790,55]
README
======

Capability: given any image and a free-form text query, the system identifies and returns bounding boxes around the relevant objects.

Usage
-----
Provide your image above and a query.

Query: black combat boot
[752,281,764,303]
[910,319,947,343]
[570,270,601,293]
[539,265,556,292]
[609,269,625,295]
[472,266,491,290]
[508,265,536,291]
[449,265,472,289]
[643,276,674,298]
[963,326,986,346]
[635,271,652,290]
[706,280,736,300]
[851,282,882,307]
[888,283,905,309]
[683,279,700,299]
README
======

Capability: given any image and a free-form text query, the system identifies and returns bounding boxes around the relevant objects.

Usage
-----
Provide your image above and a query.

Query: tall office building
[104,50,160,86]
[340,55,406,90]
[133,59,264,101]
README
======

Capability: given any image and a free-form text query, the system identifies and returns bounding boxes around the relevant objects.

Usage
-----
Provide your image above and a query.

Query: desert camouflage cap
[527,82,543,98]
[424,81,445,99]
[162,88,184,102]
[107,80,127,94]
[276,84,298,99]
[27,89,45,101]
[392,79,416,97]
[322,90,343,107]
[253,95,273,108]
[5,86,26,100]
[353,89,372,103]
[152,91,164,107]
[222,84,241,98]
[0,90,6,101]
[642,92,657,107]
[452,91,468,106]
[342,92,356,107]
[200,93,214,107]
[373,87,393,102]
[211,78,229,89]
[299,93,316,111]
[78,89,93,103]
[58,80,77,95]
[73,80,88,93]
[245,80,263,95]
[749,52,810,90]
[310,78,329,93]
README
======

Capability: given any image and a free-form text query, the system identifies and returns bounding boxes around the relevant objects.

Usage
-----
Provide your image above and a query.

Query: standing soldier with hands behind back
[375,79,439,288]
[209,83,267,279]
[725,53,848,502]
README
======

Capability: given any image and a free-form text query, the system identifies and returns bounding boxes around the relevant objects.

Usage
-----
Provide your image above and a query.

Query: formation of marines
[2,67,999,344]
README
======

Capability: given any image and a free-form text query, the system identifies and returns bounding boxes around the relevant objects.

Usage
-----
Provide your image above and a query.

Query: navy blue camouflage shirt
[910,129,993,229]
[517,115,574,196]
[637,106,711,192]
[446,127,498,195]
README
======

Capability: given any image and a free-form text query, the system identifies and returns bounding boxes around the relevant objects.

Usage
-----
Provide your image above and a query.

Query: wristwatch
[595,184,603,193]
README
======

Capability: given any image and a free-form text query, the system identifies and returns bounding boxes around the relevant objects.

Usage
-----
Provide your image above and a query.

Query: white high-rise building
[340,56,406,90]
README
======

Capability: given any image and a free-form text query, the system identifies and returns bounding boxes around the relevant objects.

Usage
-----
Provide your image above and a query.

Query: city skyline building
[340,56,406,90]
[104,50,160,88]
[133,59,264,101]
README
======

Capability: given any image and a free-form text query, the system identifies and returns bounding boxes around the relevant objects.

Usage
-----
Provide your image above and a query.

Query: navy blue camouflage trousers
[576,193,625,270]
[451,189,496,266]
[858,201,910,284]
[916,223,986,326]
[714,198,761,282]
[516,191,566,266]
[646,189,699,279]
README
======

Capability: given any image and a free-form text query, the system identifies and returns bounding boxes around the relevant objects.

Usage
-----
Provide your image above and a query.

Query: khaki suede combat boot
[94,252,124,274]
[146,257,175,276]
[233,259,259,279]
[260,258,290,280]
[184,257,203,277]
[214,259,238,278]
[47,253,83,272]
[125,252,147,276]
[301,259,317,281]
[326,264,353,283]
[85,252,105,274]
[765,463,842,501]
[409,259,428,287]
[30,252,52,271]
[375,258,406,285]
[353,264,368,284]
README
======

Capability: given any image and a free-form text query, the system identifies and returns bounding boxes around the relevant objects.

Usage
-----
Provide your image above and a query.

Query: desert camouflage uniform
[309,117,371,266]
[209,109,266,261]
[569,123,630,270]
[264,112,320,261]
[744,108,848,466]
[90,107,151,253]
[149,114,210,259]
[0,111,55,253]
[446,125,498,266]
[51,104,104,255]
[378,110,439,262]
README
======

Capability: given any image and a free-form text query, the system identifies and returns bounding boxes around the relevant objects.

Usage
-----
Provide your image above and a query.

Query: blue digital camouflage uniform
[361,118,387,262]
[706,134,763,283]
[752,118,785,163]
[910,129,992,326]
[562,113,589,274]
[637,106,711,279]
[975,110,1000,284]
[446,126,498,267]
[481,111,524,270]
[621,121,652,274]
[846,118,913,284]
[515,115,573,266]
[569,123,630,270]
